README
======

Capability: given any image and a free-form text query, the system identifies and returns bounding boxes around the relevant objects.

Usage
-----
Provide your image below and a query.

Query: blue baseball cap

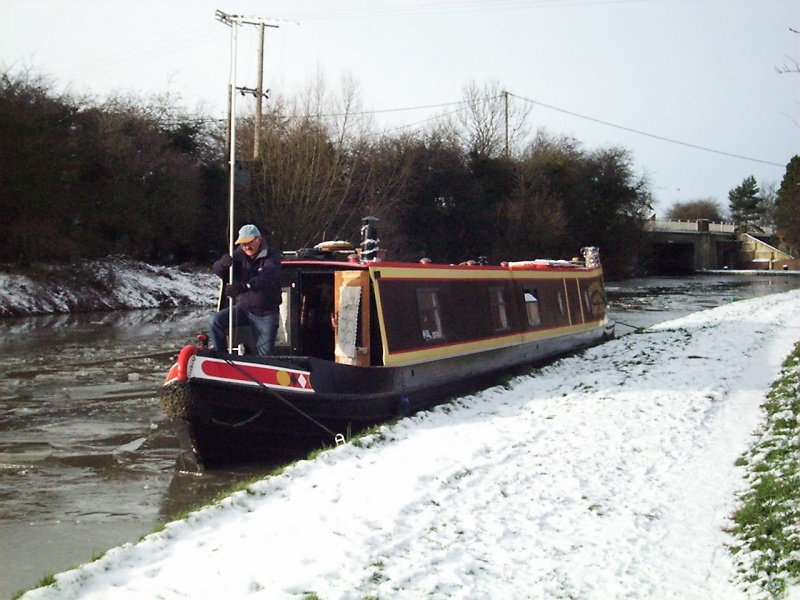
[235,224,261,244]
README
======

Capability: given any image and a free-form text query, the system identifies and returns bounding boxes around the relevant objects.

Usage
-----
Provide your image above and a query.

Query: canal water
[1,273,799,598]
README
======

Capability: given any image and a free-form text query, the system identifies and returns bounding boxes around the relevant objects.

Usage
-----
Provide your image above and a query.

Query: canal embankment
[0,259,216,317]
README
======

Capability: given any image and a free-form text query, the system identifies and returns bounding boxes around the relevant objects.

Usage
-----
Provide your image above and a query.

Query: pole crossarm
[215,10,297,29]
[237,86,269,98]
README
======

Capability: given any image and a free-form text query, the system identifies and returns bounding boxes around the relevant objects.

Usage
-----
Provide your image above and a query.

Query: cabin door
[334,271,370,366]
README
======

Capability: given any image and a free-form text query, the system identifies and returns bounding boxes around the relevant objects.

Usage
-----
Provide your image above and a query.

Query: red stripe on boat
[200,359,314,392]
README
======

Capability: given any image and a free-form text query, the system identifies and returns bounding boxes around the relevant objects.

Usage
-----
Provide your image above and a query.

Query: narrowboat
[160,220,614,467]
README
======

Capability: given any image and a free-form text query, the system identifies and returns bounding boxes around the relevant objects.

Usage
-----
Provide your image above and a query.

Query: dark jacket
[213,245,282,315]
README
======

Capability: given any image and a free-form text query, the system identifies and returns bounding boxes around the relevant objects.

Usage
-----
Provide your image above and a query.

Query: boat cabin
[272,247,607,370]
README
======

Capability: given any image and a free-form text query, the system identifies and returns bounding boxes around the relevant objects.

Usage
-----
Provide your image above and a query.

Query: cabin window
[583,289,592,313]
[489,287,509,331]
[557,291,566,316]
[523,289,541,327]
[416,289,443,341]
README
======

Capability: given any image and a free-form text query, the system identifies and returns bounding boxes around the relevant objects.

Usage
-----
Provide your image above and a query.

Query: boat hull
[160,320,612,467]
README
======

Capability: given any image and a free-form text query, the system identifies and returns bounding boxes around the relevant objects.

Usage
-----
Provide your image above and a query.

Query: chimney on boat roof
[360,216,380,262]
[581,246,601,267]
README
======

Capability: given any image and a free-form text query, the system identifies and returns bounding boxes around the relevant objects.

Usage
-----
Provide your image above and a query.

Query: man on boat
[209,224,282,355]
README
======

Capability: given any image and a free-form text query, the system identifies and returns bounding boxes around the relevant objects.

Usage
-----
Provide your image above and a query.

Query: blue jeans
[209,306,279,356]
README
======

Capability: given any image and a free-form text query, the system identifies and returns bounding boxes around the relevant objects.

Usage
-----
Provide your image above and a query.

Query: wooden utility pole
[504,91,509,158]
[216,11,296,162]
[254,22,265,160]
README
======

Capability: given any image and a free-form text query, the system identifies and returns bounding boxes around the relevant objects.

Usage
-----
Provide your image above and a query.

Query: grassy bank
[729,341,800,597]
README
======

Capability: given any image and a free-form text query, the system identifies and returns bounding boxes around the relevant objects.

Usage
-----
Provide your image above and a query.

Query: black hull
[160,323,612,467]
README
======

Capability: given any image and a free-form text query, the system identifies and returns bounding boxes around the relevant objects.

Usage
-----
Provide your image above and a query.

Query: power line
[382,105,474,133]
[131,91,787,170]
[276,92,784,169]
[274,0,651,21]
[56,26,226,81]
[508,93,786,168]
[45,0,652,84]
[40,18,783,171]
[17,3,778,171]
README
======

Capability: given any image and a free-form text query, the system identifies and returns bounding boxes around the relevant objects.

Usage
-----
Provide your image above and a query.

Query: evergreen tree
[728,175,763,233]
[774,156,800,254]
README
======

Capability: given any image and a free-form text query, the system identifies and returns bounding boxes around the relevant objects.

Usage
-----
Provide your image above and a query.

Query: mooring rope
[222,356,344,444]
[614,320,647,332]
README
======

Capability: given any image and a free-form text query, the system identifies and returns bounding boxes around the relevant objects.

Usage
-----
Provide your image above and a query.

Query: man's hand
[224,282,247,298]
[218,254,233,268]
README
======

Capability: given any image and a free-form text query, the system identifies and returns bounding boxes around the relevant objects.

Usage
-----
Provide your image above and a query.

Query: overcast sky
[2,0,798,216]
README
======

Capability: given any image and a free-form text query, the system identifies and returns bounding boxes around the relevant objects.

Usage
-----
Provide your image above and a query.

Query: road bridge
[644,220,794,274]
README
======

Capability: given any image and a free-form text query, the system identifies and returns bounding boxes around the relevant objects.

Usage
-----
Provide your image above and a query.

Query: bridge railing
[709,222,738,233]
[645,219,737,233]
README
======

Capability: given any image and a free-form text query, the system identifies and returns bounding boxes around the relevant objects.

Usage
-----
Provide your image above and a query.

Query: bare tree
[665,198,726,221]
[756,180,778,231]
[775,26,799,75]
[444,80,531,159]
[775,55,800,74]
[242,72,409,252]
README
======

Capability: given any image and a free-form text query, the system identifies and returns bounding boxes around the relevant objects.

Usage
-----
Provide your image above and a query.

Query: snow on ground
[0,259,216,316]
[19,290,800,600]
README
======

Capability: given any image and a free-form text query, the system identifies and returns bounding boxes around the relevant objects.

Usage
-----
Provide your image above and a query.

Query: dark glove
[218,254,233,268]
[224,282,247,298]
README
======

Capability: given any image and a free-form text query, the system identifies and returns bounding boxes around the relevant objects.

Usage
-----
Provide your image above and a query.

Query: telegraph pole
[504,91,509,158]
[216,10,296,161]
[254,23,265,159]
[215,9,295,352]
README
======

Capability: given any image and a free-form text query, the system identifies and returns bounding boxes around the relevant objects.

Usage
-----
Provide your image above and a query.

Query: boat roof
[281,256,597,273]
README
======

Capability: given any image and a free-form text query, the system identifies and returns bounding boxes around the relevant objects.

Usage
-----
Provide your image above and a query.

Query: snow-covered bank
[19,290,800,599]
[0,259,216,317]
